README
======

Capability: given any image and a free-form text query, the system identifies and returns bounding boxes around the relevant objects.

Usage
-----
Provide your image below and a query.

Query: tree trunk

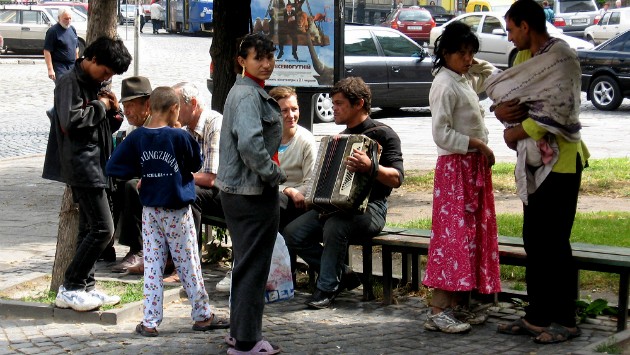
[50,187,80,292]
[210,0,252,113]
[49,0,118,293]
[86,0,119,45]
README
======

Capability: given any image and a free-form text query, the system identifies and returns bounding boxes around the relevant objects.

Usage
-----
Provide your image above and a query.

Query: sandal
[135,322,159,337]
[192,313,230,331]
[226,339,281,355]
[534,323,581,344]
[497,318,542,336]
[225,334,236,347]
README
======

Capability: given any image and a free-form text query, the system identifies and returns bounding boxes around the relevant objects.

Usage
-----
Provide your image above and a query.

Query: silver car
[0,4,87,55]
[428,12,594,68]
[584,8,630,45]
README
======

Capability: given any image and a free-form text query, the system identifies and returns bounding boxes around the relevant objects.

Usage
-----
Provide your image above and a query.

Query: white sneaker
[89,289,121,306]
[424,308,472,333]
[216,271,231,292]
[55,286,102,311]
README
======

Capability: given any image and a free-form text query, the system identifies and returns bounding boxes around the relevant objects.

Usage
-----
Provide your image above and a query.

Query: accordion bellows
[305,134,380,214]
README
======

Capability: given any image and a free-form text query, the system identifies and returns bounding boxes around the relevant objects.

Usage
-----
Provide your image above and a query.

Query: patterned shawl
[484,38,582,142]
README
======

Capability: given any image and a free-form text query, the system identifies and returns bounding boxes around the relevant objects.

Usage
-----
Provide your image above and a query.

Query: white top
[429,59,495,156]
[277,125,317,196]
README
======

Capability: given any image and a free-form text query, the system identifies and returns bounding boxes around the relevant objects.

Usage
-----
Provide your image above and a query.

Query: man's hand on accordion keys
[346,148,372,174]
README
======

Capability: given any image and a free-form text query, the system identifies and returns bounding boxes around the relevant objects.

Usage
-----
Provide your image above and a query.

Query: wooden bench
[372,227,630,332]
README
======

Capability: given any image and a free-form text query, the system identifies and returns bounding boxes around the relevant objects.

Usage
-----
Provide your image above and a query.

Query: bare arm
[469,137,495,167]
[43,50,55,81]
[346,148,401,188]
[503,125,530,151]
[493,98,528,123]
[194,172,216,188]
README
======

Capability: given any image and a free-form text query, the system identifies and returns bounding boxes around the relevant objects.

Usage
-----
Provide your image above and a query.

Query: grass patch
[402,158,630,197]
[13,281,155,311]
[393,211,630,293]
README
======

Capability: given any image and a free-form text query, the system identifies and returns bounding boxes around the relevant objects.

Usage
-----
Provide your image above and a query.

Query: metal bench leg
[618,271,629,331]
[411,252,419,291]
[362,243,374,301]
[382,245,393,305]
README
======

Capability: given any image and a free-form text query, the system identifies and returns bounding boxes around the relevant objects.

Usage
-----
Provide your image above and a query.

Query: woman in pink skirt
[423,21,501,334]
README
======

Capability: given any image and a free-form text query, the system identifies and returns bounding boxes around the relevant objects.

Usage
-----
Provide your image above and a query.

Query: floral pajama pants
[141,206,212,328]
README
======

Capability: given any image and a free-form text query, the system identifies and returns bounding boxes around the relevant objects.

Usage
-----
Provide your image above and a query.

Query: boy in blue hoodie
[106,87,229,337]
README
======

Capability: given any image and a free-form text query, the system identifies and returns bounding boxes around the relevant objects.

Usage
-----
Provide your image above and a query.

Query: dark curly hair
[432,21,479,73]
[237,32,276,61]
[83,37,131,75]
[331,77,372,114]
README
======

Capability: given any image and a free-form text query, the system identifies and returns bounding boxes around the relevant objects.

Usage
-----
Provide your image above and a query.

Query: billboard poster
[250,0,335,88]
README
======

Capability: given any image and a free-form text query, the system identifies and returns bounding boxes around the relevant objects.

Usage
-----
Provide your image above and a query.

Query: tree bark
[49,0,118,293]
[50,187,79,292]
[210,0,252,113]
[86,0,119,45]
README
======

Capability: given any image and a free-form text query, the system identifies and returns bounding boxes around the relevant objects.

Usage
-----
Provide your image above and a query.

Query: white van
[541,0,600,38]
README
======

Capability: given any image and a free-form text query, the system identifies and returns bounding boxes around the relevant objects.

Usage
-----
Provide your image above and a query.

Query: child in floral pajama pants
[142,206,210,328]
[106,87,229,337]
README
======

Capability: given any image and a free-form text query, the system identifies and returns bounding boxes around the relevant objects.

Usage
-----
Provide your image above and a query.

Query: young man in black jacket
[43,37,132,312]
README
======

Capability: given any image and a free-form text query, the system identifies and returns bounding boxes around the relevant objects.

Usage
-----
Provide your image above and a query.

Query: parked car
[38,2,88,16]
[0,4,87,55]
[38,4,88,25]
[206,25,434,123]
[584,8,630,44]
[465,0,514,14]
[381,6,435,44]
[545,0,600,38]
[422,5,456,26]
[118,4,136,25]
[579,30,630,110]
[428,12,594,68]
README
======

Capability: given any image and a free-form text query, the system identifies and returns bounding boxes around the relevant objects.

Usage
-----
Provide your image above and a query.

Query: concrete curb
[574,328,630,354]
[0,286,182,325]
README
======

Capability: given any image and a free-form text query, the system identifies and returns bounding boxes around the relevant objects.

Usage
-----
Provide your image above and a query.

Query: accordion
[305,134,380,214]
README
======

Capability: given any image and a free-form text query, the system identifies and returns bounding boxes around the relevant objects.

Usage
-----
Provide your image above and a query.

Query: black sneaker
[305,288,335,309]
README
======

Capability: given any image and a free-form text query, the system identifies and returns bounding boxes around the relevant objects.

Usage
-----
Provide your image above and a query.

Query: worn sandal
[192,314,230,331]
[534,323,581,344]
[225,334,236,347]
[497,318,542,336]
[226,339,281,355]
[135,323,159,337]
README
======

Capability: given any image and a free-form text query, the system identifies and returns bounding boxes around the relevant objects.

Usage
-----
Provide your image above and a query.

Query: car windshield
[121,5,136,12]
[47,8,87,22]
[424,6,448,15]
[559,0,597,13]
[398,10,432,22]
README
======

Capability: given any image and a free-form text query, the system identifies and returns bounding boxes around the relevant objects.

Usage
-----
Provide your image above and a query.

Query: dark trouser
[191,185,223,246]
[283,200,386,293]
[523,157,582,328]
[221,185,279,344]
[151,18,161,32]
[53,62,74,83]
[278,194,307,234]
[64,187,115,292]
[113,179,143,252]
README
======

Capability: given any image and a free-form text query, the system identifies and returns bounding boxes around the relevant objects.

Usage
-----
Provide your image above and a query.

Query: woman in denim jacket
[216,33,286,355]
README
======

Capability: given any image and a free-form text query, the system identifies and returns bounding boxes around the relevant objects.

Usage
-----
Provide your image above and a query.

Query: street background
[0,25,629,354]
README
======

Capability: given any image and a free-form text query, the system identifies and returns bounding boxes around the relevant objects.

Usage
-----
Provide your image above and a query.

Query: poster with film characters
[250,0,335,88]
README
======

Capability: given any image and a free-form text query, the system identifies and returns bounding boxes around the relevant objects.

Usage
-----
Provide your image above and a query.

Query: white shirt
[429,60,495,156]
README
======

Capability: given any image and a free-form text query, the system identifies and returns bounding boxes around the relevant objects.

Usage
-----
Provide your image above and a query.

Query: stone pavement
[0,155,623,355]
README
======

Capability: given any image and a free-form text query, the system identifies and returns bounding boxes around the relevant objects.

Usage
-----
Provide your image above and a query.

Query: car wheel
[589,75,623,111]
[314,93,334,123]
[586,35,595,45]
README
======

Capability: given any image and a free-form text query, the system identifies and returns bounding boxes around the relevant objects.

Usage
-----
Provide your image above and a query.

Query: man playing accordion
[283,77,404,309]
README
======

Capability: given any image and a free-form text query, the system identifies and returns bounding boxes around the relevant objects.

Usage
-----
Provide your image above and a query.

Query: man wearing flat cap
[109,76,152,273]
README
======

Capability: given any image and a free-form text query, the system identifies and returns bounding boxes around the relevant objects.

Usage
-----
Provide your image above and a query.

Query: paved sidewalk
[0,154,623,354]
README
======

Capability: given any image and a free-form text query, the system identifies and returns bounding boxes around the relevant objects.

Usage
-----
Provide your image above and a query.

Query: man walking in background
[43,7,78,82]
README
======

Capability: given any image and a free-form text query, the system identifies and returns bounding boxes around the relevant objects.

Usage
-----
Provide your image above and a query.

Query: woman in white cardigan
[269,86,317,232]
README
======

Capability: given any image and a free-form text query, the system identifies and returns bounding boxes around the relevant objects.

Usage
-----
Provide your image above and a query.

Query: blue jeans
[64,187,114,291]
[283,200,387,293]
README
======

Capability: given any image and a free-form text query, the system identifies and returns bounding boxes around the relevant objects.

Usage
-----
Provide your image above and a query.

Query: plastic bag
[265,233,294,303]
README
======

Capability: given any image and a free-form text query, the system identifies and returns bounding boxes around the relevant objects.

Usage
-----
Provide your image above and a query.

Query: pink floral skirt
[423,153,501,294]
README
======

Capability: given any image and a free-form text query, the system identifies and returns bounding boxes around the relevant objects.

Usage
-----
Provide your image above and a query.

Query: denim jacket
[216,76,287,195]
